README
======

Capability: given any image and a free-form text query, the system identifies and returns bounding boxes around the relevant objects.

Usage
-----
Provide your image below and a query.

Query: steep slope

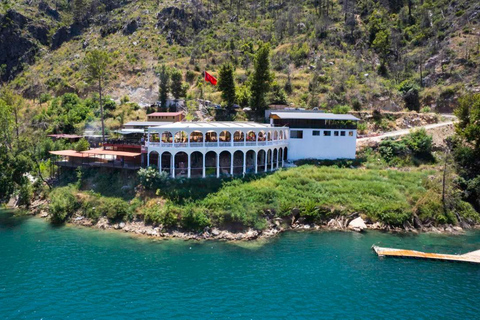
[1,0,479,111]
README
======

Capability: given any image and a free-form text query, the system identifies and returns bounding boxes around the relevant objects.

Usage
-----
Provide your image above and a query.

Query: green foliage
[398,80,421,111]
[170,68,187,99]
[181,204,211,231]
[288,43,310,67]
[41,93,94,134]
[268,81,288,105]
[402,128,433,157]
[378,129,433,164]
[236,85,251,108]
[74,138,90,152]
[452,93,480,211]
[97,197,131,221]
[84,50,111,85]
[49,186,78,223]
[455,93,480,150]
[138,167,168,190]
[157,65,170,108]
[143,202,179,228]
[331,105,351,114]
[17,180,33,207]
[217,63,236,108]
[250,43,273,116]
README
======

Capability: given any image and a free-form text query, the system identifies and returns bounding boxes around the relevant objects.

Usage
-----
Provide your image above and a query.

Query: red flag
[204,71,217,86]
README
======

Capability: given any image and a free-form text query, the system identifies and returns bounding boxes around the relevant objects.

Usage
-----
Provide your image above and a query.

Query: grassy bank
[47,165,480,232]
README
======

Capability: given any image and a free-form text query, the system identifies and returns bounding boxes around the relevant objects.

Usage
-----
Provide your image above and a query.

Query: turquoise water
[1,211,479,319]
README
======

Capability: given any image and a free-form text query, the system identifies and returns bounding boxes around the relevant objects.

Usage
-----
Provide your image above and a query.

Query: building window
[324,131,331,136]
[349,131,354,136]
[291,130,303,139]
[341,131,346,136]
[334,131,339,136]
[313,130,320,136]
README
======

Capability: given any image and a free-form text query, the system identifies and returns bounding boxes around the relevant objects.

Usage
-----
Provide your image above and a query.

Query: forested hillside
[1,0,479,111]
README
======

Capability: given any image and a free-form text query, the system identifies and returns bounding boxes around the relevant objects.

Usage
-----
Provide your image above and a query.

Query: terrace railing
[147,139,288,149]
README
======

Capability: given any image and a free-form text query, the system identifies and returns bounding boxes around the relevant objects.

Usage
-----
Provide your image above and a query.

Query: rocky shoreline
[28,200,476,241]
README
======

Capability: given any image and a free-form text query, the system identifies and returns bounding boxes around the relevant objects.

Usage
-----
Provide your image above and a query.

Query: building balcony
[146,139,288,149]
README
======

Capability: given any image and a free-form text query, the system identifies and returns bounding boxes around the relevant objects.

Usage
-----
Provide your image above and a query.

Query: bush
[181,204,211,231]
[378,139,408,163]
[97,197,130,221]
[352,99,362,111]
[49,187,78,223]
[331,105,351,114]
[138,167,168,190]
[420,106,431,113]
[143,202,180,228]
[402,128,432,158]
[75,138,90,152]
[17,180,33,207]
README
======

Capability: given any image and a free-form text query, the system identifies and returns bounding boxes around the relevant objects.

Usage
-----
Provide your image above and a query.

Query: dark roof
[147,111,183,117]
[270,112,359,121]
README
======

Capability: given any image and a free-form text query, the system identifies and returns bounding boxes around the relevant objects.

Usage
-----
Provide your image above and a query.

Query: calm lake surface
[1,210,479,319]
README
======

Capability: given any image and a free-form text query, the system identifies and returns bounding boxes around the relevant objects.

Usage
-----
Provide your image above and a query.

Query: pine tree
[217,63,236,110]
[249,43,272,116]
[158,65,170,108]
[170,68,186,100]
[84,49,111,144]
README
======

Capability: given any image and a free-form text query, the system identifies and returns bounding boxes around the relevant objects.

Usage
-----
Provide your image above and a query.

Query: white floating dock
[372,245,480,264]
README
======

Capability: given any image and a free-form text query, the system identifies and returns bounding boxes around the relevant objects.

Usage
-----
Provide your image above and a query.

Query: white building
[269,111,359,161]
[146,122,289,178]
[145,112,359,178]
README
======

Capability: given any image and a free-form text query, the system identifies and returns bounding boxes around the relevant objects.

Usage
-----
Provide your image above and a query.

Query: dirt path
[357,120,455,143]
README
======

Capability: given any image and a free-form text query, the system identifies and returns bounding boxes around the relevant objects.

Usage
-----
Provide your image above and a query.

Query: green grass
[194,165,431,227]
[52,164,479,231]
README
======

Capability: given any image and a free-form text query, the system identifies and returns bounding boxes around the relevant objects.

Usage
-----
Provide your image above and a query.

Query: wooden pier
[372,245,480,264]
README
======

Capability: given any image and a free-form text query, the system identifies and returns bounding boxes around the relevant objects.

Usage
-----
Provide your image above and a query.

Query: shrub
[398,80,420,111]
[372,109,382,122]
[97,197,130,221]
[420,106,431,113]
[181,204,211,231]
[352,99,362,111]
[402,128,432,158]
[49,187,78,223]
[75,138,90,152]
[378,139,408,163]
[17,180,33,207]
[143,202,180,228]
[357,122,367,134]
[331,105,351,114]
[138,167,168,190]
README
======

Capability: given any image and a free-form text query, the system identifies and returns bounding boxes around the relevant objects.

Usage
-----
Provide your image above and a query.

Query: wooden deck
[372,245,480,264]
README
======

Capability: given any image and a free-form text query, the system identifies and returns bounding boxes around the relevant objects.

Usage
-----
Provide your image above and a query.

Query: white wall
[287,128,357,160]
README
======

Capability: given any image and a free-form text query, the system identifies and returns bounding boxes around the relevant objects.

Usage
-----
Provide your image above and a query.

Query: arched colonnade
[147,147,289,178]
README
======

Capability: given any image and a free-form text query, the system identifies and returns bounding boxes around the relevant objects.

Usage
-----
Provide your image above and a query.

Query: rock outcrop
[348,217,367,232]
[0,10,46,81]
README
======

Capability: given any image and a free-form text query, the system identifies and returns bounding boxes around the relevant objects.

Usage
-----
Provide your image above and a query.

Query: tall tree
[249,43,273,116]
[84,49,111,144]
[0,89,22,141]
[217,63,236,110]
[170,68,186,100]
[158,65,170,109]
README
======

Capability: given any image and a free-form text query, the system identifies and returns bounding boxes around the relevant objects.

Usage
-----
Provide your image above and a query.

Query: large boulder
[348,217,367,232]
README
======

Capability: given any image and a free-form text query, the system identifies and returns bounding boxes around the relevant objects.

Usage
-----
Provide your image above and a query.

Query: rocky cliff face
[0,10,49,82]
